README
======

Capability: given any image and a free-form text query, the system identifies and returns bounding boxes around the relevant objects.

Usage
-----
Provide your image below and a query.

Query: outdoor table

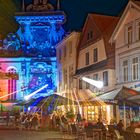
[106,131,116,140]
[135,128,140,133]
[93,129,103,140]
[135,132,140,139]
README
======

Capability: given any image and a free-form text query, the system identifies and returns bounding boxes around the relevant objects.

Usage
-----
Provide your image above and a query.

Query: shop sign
[0,72,19,80]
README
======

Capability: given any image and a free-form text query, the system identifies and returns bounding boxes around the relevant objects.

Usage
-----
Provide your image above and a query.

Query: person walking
[6,111,10,126]
[117,120,124,135]
[32,115,38,131]
[76,112,82,124]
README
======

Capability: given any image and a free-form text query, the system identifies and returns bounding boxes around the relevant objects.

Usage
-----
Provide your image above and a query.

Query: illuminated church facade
[0,0,66,102]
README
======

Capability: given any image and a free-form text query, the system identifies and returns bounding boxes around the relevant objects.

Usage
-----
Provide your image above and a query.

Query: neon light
[82,77,103,89]
[24,84,48,101]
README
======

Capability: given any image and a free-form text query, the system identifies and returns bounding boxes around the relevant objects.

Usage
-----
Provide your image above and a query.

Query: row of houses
[56,0,140,123]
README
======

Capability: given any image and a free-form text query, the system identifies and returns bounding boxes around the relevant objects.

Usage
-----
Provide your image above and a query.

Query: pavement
[0,126,76,140]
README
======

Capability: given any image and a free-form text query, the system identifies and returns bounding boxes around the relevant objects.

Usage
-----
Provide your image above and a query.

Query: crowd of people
[3,110,140,135]
[5,111,41,130]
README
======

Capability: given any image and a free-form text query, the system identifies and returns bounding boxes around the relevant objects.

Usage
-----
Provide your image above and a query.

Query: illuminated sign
[0,72,19,80]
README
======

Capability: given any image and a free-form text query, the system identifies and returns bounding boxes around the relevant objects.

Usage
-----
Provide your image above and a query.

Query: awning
[91,88,121,101]
[90,86,140,106]
[115,86,140,101]
[127,94,140,104]
[17,93,77,106]
[40,93,77,106]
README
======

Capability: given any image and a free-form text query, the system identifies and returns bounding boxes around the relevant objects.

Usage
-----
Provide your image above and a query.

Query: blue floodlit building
[0,0,66,104]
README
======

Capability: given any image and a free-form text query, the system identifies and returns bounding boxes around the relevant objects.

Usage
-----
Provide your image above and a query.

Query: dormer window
[126,25,133,44]
[87,30,93,40]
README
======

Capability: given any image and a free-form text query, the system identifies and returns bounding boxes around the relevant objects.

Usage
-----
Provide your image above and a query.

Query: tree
[0,0,20,38]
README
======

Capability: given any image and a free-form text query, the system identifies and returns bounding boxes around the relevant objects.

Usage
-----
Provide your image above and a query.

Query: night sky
[0,0,129,37]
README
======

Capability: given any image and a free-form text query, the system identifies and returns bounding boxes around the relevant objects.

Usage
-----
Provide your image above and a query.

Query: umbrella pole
[139,107,140,117]
[129,107,132,122]
[41,106,43,120]
[123,102,126,129]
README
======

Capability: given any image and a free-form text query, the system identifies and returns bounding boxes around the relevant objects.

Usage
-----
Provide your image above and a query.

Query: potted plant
[66,110,75,123]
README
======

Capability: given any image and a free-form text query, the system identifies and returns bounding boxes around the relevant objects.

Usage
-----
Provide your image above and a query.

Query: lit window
[132,57,139,81]
[122,60,128,82]
[103,71,108,86]
[93,48,98,62]
[127,25,133,44]
[85,52,89,65]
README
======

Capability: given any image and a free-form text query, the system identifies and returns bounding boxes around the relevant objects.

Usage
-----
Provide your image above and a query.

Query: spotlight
[0,87,27,99]
[82,77,103,89]
[24,84,48,101]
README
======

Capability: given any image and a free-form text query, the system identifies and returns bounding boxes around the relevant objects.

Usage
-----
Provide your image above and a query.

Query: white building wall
[78,39,107,69]
[77,38,116,93]
[56,32,80,93]
[115,5,140,91]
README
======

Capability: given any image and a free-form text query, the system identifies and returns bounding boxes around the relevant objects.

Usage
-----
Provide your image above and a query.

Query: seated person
[96,118,106,131]
[117,120,124,135]
[126,121,135,132]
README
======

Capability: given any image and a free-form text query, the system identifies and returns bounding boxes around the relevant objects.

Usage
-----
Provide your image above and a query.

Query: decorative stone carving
[3,33,20,51]
[26,0,54,12]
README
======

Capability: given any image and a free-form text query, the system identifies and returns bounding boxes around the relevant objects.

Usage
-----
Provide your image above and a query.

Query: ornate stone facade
[0,0,66,103]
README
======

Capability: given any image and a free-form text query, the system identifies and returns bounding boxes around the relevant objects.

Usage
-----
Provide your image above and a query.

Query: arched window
[7,68,17,101]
